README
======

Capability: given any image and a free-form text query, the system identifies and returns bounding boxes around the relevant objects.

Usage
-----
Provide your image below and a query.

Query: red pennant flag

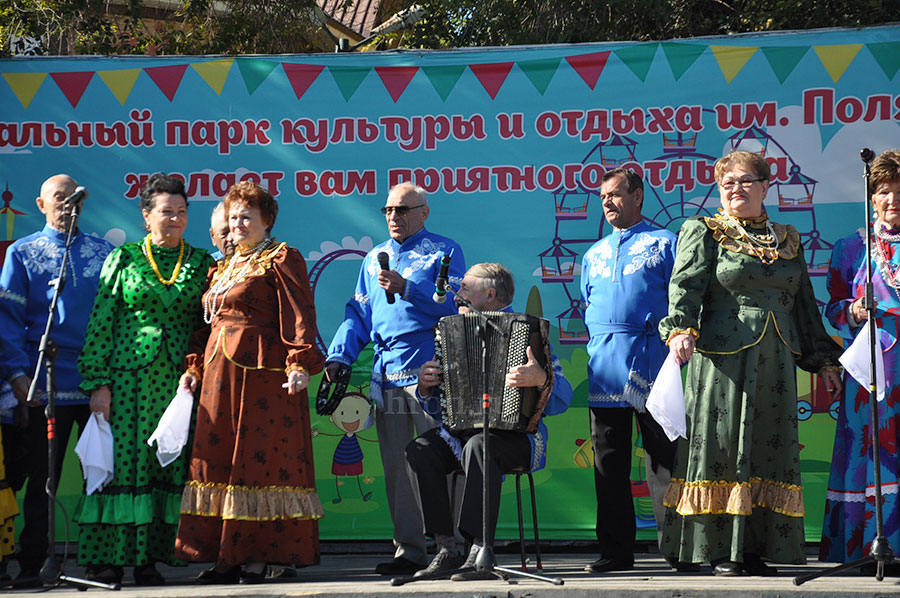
[468,62,514,100]
[144,64,188,101]
[565,51,610,90]
[282,63,325,101]
[374,66,419,103]
[50,72,94,108]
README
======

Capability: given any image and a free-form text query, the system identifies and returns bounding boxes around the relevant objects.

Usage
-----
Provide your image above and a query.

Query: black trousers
[590,406,675,560]
[18,403,90,568]
[406,427,530,547]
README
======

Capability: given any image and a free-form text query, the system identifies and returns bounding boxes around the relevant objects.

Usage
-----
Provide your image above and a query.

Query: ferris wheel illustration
[538,118,837,420]
[308,247,368,354]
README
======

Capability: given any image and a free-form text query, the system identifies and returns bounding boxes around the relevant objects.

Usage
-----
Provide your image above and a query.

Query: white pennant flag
[839,319,887,402]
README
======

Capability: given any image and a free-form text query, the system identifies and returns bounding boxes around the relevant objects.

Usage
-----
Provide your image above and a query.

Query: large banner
[2,25,899,543]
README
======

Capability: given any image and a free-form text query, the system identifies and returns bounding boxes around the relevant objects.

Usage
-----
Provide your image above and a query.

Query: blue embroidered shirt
[0,225,113,404]
[327,227,466,405]
[580,221,676,411]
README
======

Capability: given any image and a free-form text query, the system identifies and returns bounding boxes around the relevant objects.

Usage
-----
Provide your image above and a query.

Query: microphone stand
[794,148,895,585]
[22,203,120,591]
[393,287,563,586]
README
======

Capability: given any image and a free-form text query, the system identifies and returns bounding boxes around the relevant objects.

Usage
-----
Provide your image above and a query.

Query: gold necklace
[144,233,185,286]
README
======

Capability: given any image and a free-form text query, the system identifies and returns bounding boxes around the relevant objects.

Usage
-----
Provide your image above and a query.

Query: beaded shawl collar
[703,209,800,262]
[210,240,286,287]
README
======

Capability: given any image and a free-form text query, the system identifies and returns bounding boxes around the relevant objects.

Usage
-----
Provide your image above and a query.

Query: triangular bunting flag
[710,45,758,83]
[50,71,94,108]
[98,69,141,105]
[564,52,609,90]
[328,66,371,102]
[517,57,561,95]
[374,66,419,102]
[660,42,705,80]
[813,43,863,83]
[191,58,233,95]
[614,44,658,82]
[282,63,325,101]
[760,46,810,84]
[422,65,465,101]
[144,64,188,101]
[2,72,47,109]
[469,62,514,100]
[236,58,279,95]
[866,42,900,80]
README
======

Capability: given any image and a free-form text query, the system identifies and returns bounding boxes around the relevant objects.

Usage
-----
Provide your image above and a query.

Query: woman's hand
[820,369,843,400]
[669,333,695,365]
[90,385,112,421]
[179,372,199,393]
[286,369,310,395]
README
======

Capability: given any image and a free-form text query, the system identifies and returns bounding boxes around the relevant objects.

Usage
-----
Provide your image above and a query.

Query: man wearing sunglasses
[326,181,466,576]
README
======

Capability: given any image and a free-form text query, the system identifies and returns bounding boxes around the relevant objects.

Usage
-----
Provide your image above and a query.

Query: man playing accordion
[405,263,572,580]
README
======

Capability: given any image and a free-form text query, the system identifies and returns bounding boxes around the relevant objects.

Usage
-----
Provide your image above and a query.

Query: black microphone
[65,186,87,204]
[377,251,395,304]
[860,147,876,163]
[432,253,451,303]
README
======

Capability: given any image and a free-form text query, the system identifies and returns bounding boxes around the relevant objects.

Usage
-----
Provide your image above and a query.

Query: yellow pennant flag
[709,45,759,84]
[192,58,234,95]
[2,72,47,109]
[813,44,863,83]
[97,69,141,105]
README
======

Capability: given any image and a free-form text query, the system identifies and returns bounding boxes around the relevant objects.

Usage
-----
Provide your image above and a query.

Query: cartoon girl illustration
[315,392,375,503]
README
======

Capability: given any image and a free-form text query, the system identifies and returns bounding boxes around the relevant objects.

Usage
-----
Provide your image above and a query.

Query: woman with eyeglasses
[659,150,843,576]
[820,149,900,566]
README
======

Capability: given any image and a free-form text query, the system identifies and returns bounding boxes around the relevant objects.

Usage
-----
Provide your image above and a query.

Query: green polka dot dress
[76,241,212,567]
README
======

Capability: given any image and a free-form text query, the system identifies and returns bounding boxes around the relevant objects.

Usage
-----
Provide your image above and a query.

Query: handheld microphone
[860,147,875,164]
[377,251,395,304]
[65,186,87,204]
[432,253,451,304]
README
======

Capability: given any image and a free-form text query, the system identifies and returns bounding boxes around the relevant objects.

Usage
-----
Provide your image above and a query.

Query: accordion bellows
[434,312,554,434]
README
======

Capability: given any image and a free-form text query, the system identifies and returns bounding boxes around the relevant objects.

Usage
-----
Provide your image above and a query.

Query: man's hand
[377,269,406,295]
[10,375,38,407]
[505,346,548,388]
[90,385,112,421]
[417,359,442,396]
[324,362,341,382]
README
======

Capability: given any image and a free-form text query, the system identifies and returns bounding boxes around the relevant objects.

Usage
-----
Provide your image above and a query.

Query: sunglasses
[381,204,426,216]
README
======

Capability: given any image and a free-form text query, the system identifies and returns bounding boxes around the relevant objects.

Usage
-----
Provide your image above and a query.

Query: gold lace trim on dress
[210,241,286,287]
[703,210,800,262]
[662,476,804,518]
[180,480,325,521]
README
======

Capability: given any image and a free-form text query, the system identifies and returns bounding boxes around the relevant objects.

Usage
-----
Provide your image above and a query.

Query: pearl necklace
[722,213,780,264]
[876,225,900,243]
[203,237,272,323]
[873,233,900,302]
[143,234,185,286]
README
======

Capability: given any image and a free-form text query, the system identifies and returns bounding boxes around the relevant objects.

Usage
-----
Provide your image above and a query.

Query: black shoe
[742,554,777,576]
[712,561,744,576]
[12,566,43,589]
[584,556,634,573]
[133,563,165,586]
[85,564,124,585]
[240,566,268,584]
[414,549,466,577]
[451,568,500,581]
[664,555,701,572]
[196,565,242,585]
[267,565,298,579]
[375,556,424,576]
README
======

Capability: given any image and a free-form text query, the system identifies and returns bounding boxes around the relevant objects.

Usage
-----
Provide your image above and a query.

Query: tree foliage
[399,0,900,49]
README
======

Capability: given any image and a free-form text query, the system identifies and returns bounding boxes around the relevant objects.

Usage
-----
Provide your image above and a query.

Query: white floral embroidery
[19,237,63,275]
[400,238,445,278]
[585,241,613,279]
[79,237,110,279]
[623,234,670,276]
[365,245,396,276]
[352,292,369,305]
[0,289,26,306]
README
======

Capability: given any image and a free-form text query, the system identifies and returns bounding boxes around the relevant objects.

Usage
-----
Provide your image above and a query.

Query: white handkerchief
[840,319,887,402]
[74,412,114,495]
[147,387,194,467]
[645,353,686,442]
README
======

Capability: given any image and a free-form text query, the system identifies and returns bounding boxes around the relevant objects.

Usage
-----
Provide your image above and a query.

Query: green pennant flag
[760,46,810,84]
[660,42,706,80]
[867,41,900,80]
[328,66,371,102]
[517,57,561,95]
[236,58,279,95]
[422,65,466,101]
[614,43,659,82]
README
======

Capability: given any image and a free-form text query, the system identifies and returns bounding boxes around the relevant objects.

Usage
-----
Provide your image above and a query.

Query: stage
[5,543,900,597]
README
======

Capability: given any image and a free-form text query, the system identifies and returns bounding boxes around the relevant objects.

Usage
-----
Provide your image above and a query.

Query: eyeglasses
[381,204,426,216]
[720,177,766,190]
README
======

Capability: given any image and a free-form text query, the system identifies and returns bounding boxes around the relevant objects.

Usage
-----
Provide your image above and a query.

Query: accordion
[434,311,553,434]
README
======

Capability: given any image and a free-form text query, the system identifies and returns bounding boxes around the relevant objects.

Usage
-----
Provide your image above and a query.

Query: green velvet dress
[76,241,212,567]
[658,214,841,565]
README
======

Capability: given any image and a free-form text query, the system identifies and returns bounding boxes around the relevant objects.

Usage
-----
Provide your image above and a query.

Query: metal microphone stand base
[391,545,564,586]
[40,556,121,591]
